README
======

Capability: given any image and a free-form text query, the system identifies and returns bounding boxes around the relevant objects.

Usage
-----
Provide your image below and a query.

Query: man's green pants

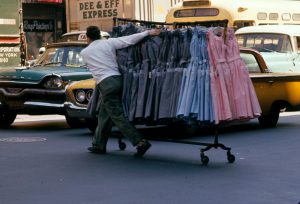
[93,75,143,150]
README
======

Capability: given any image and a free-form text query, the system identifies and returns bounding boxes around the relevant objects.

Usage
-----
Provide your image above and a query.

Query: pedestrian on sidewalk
[81,25,160,157]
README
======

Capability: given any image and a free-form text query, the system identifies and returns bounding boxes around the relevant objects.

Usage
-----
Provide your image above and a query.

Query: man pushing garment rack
[106,17,240,165]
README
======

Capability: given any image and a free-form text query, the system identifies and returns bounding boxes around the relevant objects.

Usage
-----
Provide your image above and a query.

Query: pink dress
[207,28,232,124]
[207,27,261,124]
[225,28,261,119]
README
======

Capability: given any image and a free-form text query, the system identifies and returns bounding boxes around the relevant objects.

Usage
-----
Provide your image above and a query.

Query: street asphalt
[0,113,300,204]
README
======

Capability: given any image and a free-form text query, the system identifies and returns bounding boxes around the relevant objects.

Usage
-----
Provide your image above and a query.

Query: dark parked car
[0,41,93,128]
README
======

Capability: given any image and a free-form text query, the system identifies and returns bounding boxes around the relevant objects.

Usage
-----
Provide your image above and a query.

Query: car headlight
[43,76,64,89]
[75,90,86,103]
[86,90,93,101]
[73,89,94,104]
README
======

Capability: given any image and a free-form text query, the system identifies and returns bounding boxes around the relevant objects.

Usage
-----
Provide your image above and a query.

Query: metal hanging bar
[113,17,173,26]
[173,19,229,29]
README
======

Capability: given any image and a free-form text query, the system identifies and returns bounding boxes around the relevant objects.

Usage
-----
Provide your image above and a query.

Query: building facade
[134,0,183,22]
[21,0,183,58]
[22,0,66,59]
[65,0,184,32]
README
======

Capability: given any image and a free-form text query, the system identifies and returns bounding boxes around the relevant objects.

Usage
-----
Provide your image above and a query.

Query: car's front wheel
[65,116,86,128]
[0,112,17,128]
[85,118,98,133]
[258,109,280,128]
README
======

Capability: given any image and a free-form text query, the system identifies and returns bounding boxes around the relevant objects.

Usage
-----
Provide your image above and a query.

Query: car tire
[0,112,17,128]
[258,110,280,128]
[166,120,200,138]
[85,118,97,133]
[65,116,86,128]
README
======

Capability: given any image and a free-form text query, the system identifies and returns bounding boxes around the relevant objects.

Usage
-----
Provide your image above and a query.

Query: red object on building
[22,0,63,3]
[0,37,20,44]
[37,0,63,3]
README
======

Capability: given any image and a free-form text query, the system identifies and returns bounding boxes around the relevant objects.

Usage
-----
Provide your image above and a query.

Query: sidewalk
[15,114,65,123]
[14,111,300,123]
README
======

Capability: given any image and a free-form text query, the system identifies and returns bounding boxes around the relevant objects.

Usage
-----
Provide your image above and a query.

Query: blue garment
[176,27,214,123]
[144,32,168,121]
[177,27,199,117]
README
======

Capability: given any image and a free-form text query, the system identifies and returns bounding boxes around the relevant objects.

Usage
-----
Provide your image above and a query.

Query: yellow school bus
[166,0,300,29]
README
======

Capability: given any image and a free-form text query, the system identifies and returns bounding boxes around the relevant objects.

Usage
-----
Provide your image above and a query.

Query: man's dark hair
[86,26,101,41]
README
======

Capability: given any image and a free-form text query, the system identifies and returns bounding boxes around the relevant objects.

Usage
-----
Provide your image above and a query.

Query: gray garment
[92,75,143,149]
[144,68,156,119]
[135,59,149,118]
[128,69,139,121]
[122,68,133,116]
[144,33,169,121]
[86,84,101,117]
[135,42,150,118]
[159,30,181,119]
[158,68,176,118]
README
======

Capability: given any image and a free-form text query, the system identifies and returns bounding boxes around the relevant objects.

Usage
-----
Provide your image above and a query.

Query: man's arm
[109,29,160,50]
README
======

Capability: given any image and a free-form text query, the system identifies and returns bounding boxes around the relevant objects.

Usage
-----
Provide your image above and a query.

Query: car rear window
[236,33,293,53]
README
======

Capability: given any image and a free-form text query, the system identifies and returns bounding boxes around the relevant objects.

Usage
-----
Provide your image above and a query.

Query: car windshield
[60,34,86,42]
[236,33,293,53]
[35,46,85,67]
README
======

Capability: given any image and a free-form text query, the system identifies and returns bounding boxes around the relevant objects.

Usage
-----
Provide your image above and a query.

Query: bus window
[292,13,300,21]
[295,37,300,52]
[269,13,279,20]
[173,8,219,18]
[257,12,267,20]
[233,21,254,29]
[282,13,291,21]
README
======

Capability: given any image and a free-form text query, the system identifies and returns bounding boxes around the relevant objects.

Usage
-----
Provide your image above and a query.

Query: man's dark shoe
[134,141,151,157]
[88,146,106,154]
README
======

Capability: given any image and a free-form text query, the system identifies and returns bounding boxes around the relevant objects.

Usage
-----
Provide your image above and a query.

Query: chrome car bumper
[0,88,66,114]
[0,88,65,97]
[23,101,65,109]
[64,101,92,118]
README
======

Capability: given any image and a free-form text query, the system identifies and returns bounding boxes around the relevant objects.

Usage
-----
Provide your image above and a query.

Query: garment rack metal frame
[113,17,235,165]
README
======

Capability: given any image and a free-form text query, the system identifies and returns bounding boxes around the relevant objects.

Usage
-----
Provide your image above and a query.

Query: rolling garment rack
[112,17,235,165]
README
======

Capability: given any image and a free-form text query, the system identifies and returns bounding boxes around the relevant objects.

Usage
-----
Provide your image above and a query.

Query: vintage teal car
[0,41,93,128]
[64,47,300,131]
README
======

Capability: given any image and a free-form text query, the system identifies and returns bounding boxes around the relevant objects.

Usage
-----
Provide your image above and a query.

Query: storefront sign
[0,0,20,35]
[77,0,121,20]
[23,19,54,32]
[0,45,21,67]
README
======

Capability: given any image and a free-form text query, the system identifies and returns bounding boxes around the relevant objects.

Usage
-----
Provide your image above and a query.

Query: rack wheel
[227,152,235,163]
[201,153,209,165]
[119,141,126,150]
